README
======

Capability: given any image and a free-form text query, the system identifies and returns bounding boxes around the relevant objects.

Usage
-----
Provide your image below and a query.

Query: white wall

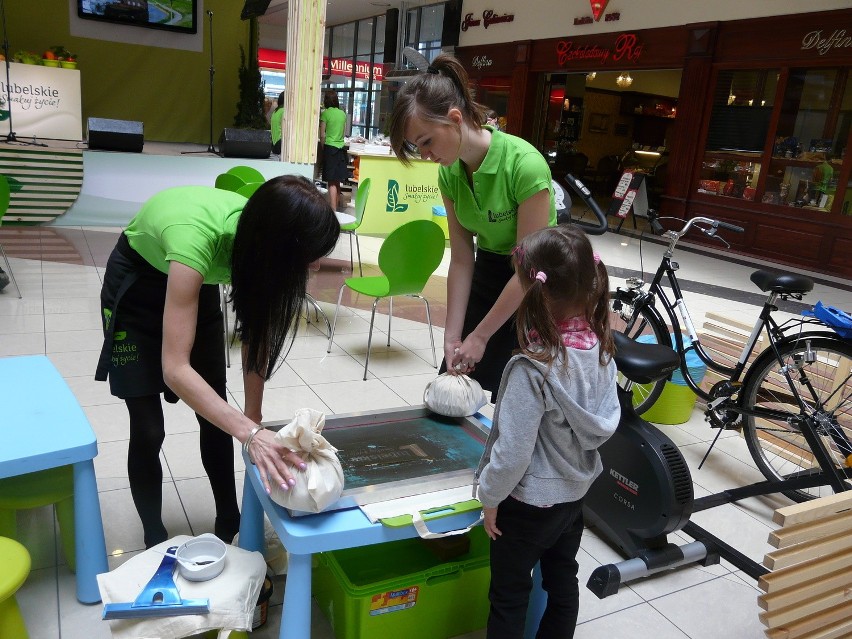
[456,0,852,47]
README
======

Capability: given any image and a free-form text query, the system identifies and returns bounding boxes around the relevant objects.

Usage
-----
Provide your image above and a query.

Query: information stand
[608,171,649,232]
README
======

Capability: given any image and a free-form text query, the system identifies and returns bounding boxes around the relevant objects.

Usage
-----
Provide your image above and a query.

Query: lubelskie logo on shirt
[487,208,515,223]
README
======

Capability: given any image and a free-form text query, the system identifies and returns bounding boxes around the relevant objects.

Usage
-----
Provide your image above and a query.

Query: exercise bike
[583,333,721,598]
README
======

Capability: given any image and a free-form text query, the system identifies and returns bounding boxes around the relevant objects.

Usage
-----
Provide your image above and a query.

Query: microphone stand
[182,9,217,155]
[0,0,45,146]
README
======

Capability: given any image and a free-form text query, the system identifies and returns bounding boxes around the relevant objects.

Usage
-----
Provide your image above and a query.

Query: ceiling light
[616,72,633,88]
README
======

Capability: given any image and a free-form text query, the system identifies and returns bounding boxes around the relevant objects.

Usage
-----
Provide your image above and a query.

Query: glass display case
[698,67,851,216]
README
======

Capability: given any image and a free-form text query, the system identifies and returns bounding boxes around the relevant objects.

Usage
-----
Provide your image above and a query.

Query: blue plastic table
[237,412,547,639]
[0,355,109,604]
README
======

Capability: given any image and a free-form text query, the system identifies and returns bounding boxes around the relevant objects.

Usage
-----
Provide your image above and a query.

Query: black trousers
[487,496,585,639]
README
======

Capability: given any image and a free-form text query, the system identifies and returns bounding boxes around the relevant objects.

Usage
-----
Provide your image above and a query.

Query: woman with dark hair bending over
[96,175,340,548]
[389,54,556,401]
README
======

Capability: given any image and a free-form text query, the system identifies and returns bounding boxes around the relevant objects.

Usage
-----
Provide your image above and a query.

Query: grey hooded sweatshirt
[474,345,620,509]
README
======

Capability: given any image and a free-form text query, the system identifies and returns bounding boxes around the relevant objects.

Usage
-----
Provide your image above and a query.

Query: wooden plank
[769,511,852,549]
[763,600,852,639]
[704,312,755,333]
[773,492,852,527]
[760,585,852,628]
[759,569,852,612]
[764,531,852,570]
[759,547,852,593]
[766,616,852,639]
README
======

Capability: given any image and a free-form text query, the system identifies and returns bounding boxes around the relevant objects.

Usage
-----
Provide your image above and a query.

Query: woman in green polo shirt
[389,54,556,401]
[96,175,339,547]
[319,90,349,212]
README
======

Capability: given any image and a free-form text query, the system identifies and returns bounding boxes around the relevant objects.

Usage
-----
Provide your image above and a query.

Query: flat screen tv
[77,0,197,34]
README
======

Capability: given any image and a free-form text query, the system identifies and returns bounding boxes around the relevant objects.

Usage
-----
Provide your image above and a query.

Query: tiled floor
[2,215,850,639]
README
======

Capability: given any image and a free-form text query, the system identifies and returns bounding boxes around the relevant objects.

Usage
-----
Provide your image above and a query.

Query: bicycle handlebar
[564,173,609,235]
[648,210,744,241]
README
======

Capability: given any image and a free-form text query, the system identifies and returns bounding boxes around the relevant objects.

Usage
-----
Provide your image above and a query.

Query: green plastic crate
[312,527,491,639]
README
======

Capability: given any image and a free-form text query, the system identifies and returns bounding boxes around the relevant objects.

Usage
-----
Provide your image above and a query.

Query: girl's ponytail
[589,260,614,364]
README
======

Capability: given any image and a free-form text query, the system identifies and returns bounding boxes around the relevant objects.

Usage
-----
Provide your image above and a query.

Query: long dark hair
[512,225,614,367]
[388,53,487,166]
[230,174,339,378]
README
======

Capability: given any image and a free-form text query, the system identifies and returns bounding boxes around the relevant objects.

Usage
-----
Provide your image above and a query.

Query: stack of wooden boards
[758,491,852,638]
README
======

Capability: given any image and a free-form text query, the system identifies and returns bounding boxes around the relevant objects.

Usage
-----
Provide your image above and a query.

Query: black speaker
[240,0,272,19]
[87,118,144,153]
[383,8,399,64]
[218,128,272,159]
[441,0,462,48]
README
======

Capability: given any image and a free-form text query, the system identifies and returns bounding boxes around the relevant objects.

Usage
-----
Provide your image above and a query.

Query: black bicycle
[609,210,852,502]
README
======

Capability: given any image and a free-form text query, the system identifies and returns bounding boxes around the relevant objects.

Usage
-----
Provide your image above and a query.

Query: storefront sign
[556,33,643,66]
[0,62,82,140]
[574,12,620,25]
[801,29,852,55]
[471,55,494,69]
[257,48,386,81]
[461,10,515,31]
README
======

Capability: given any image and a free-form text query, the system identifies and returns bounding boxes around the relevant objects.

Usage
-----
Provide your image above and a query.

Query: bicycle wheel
[741,336,852,502]
[609,289,669,415]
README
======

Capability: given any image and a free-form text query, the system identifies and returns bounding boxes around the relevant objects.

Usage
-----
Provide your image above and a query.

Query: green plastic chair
[0,465,75,572]
[339,178,371,276]
[226,165,265,184]
[327,219,446,380]
[0,175,22,298]
[214,165,265,194]
[0,536,31,639]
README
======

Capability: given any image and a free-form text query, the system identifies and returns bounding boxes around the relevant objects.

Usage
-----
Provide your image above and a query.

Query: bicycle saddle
[612,332,680,384]
[750,270,813,294]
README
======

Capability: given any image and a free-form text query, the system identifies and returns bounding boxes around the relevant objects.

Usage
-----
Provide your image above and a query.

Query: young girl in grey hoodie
[474,225,620,639]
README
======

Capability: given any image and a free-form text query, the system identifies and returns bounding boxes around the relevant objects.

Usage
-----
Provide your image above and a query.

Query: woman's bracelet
[243,426,264,464]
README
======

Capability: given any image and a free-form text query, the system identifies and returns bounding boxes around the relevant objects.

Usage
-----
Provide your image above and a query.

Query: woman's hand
[483,505,501,540]
[450,333,487,375]
[444,338,463,375]
[247,427,307,495]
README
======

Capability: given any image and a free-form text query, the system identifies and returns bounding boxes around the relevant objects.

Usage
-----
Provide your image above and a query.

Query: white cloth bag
[97,535,266,639]
[269,408,344,514]
[423,373,488,417]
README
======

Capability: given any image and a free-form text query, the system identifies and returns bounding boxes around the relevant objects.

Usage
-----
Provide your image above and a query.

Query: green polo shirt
[271,106,284,144]
[438,128,556,254]
[124,186,247,284]
[320,107,346,148]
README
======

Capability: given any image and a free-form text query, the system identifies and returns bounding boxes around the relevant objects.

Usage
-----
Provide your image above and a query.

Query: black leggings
[126,392,241,548]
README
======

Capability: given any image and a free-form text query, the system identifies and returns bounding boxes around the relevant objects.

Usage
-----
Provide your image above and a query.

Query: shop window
[699,67,850,215]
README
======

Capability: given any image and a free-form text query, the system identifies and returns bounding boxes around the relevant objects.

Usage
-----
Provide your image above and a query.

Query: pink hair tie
[534,271,547,284]
[593,252,601,264]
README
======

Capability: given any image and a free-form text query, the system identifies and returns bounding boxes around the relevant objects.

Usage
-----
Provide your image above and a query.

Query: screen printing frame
[262,406,489,516]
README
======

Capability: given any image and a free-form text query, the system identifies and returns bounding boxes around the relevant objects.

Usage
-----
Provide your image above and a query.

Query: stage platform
[0,139,313,227]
